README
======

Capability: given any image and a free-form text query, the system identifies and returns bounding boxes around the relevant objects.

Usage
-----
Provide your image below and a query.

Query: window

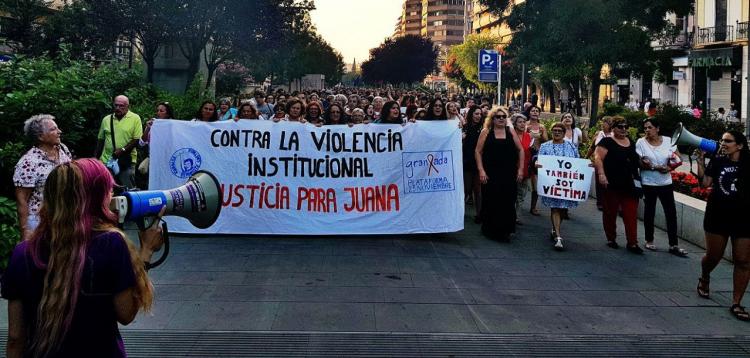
[428,0,464,6]
[427,9,464,16]
[114,37,132,61]
[429,19,463,27]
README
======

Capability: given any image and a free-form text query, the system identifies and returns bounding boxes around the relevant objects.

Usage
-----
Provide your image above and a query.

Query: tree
[39,1,124,60]
[98,0,177,83]
[447,34,523,101]
[289,32,345,86]
[481,0,693,125]
[215,61,252,97]
[169,0,314,90]
[0,0,53,54]
[448,34,500,91]
[443,53,470,89]
[360,35,438,86]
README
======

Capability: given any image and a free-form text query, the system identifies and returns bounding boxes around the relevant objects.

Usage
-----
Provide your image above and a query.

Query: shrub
[0,197,21,271]
[650,103,695,138]
[129,75,211,122]
[0,50,145,197]
[0,50,210,198]
[601,102,626,116]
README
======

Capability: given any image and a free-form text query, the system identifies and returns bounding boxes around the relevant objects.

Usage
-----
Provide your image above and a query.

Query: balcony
[737,21,749,40]
[654,31,692,50]
[695,25,734,45]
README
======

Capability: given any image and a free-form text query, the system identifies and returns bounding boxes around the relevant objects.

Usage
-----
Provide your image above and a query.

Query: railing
[696,25,734,45]
[656,31,692,49]
[737,21,749,40]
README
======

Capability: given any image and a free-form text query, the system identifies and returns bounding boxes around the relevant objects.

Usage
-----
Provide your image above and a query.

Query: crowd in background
[5,86,750,357]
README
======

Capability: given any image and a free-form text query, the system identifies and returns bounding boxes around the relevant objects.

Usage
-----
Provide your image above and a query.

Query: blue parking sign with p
[478,49,499,82]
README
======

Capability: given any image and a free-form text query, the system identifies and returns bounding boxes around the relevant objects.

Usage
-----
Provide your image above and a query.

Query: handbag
[627,149,644,199]
[668,151,683,170]
[107,114,132,176]
[138,157,150,175]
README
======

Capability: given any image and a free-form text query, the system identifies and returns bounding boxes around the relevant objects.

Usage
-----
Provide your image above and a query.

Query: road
[1,197,748,356]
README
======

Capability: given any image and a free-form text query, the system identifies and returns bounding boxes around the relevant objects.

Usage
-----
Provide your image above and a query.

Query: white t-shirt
[563,127,583,147]
[635,136,673,186]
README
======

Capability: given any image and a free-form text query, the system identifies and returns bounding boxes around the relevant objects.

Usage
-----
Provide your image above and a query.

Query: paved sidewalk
[1,197,748,355]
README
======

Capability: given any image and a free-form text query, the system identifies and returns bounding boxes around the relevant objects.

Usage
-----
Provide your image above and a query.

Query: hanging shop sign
[688,47,740,68]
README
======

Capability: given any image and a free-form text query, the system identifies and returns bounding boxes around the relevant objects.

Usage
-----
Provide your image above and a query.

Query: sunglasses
[551,129,565,133]
[720,139,735,143]
[495,115,507,119]
[614,124,629,129]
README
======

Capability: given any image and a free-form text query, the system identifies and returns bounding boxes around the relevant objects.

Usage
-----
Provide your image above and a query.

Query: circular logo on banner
[170,148,202,178]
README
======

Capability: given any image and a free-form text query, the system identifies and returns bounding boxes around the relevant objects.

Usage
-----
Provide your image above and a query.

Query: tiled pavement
[1,197,748,355]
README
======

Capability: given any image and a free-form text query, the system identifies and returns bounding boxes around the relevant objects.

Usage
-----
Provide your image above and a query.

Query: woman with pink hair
[2,158,164,357]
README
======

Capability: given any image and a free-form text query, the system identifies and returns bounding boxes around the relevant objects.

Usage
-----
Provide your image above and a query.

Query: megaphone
[111,170,222,228]
[671,122,718,153]
[109,170,222,268]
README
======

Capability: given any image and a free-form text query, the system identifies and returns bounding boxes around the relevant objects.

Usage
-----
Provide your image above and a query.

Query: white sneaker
[554,237,564,250]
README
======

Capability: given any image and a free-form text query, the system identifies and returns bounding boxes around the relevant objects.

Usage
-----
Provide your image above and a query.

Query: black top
[598,137,640,195]
[462,124,482,171]
[375,116,402,124]
[2,232,136,357]
[706,156,741,206]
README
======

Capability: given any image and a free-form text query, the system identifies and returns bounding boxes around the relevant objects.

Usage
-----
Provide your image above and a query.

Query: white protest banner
[536,155,594,202]
[149,120,464,235]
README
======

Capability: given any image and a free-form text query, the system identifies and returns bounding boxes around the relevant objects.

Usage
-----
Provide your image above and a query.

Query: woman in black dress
[474,107,525,240]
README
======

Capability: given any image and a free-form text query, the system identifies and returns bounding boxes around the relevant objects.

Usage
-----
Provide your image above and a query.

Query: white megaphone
[671,122,719,153]
[110,170,222,228]
[109,171,222,268]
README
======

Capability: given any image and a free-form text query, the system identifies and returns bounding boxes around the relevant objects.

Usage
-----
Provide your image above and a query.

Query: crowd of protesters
[5,85,750,356]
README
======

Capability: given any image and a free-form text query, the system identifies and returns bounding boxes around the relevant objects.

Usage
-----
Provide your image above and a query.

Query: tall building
[421,0,466,48]
[468,0,523,42]
[394,0,465,45]
[394,0,423,38]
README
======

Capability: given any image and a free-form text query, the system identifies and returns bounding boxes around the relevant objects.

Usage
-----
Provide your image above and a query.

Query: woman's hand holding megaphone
[138,205,166,265]
[693,149,705,161]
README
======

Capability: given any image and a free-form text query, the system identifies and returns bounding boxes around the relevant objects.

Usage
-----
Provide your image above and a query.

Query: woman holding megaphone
[2,158,165,357]
[695,131,750,322]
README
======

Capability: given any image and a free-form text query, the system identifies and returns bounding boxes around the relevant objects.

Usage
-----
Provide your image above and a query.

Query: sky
[310,0,404,64]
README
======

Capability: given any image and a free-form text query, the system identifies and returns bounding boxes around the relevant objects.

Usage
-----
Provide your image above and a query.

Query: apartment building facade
[627,0,749,127]
[693,0,749,121]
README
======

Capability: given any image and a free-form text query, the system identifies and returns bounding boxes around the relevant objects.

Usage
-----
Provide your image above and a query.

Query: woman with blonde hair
[3,158,164,357]
[475,106,525,241]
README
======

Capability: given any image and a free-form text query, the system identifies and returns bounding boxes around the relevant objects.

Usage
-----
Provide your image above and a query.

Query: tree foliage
[443,53,471,89]
[361,35,438,86]
[480,0,693,125]
[0,0,54,54]
[3,0,344,91]
[448,34,501,91]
